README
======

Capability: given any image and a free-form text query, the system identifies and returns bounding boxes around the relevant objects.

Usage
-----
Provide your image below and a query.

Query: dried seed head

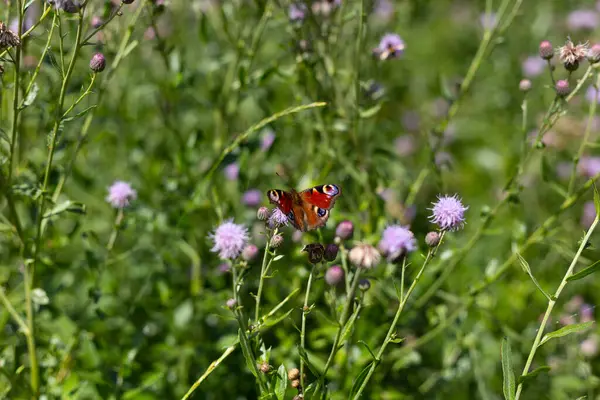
[555,79,570,97]
[539,40,554,60]
[323,244,339,262]
[348,243,381,269]
[288,368,300,381]
[358,278,371,291]
[558,39,588,66]
[257,206,270,221]
[425,231,441,247]
[0,21,21,50]
[564,60,579,72]
[89,53,106,73]
[519,79,532,92]
[587,43,600,63]
[291,379,301,388]
[270,234,284,248]
[303,243,325,264]
[123,0,135,4]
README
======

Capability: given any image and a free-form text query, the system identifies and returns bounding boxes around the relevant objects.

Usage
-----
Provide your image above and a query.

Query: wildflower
[325,265,344,286]
[288,368,300,381]
[401,111,420,132]
[226,298,237,309]
[581,336,599,357]
[425,231,441,247]
[522,56,546,77]
[585,86,600,103]
[394,135,416,156]
[519,79,532,92]
[323,244,339,262]
[218,263,230,273]
[259,361,271,374]
[289,3,306,21]
[588,43,600,63]
[260,129,275,151]
[89,53,106,73]
[335,220,354,240]
[566,9,598,30]
[580,304,594,323]
[270,233,284,248]
[257,207,270,221]
[378,225,417,261]
[0,21,20,50]
[558,39,588,70]
[429,194,468,231]
[373,33,405,60]
[358,278,371,291]
[241,244,259,261]
[268,208,289,228]
[208,219,249,259]
[224,163,239,181]
[479,12,497,30]
[303,243,325,264]
[539,40,554,60]
[555,79,570,97]
[242,189,262,207]
[106,180,137,208]
[581,201,597,228]
[349,243,381,269]
[578,156,600,177]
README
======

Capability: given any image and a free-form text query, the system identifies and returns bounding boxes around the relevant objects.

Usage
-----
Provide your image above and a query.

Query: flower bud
[325,265,344,286]
[358,278,371,291]
[323,244,339,262]
[588,44,600,64]
[303,243,324,264]
[270,234,284,248]
[259,361,271,373]
[539,40,554,60]
[226,298,236,309]
[257,206,270,221]
[349,243,381,269]
[518,79,531,92]
[89,53,106,73]
[425,231,441,247]
[555,79,570,97]
[291,379,301,388]
[288,368,300,381]
[335,220,354,240]
[564,60,579,72]
[242,244,259,261]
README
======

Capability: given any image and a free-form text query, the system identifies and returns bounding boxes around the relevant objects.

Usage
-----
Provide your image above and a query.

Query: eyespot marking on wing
[267,190,279,203]
[287,210,295,221]
[316,207,327,218]
[323,184,340,196]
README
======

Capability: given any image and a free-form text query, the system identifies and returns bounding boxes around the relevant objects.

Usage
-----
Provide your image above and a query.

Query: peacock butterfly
[267,184,341,231]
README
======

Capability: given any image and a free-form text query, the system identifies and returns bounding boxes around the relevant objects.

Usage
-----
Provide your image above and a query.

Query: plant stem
[514,214,599,399]
[300,264,316,390]
[107,209,124,252]
[255,229,277,322]
[8,0,23,184]
[61,73,97,118]
[352,233,446,399]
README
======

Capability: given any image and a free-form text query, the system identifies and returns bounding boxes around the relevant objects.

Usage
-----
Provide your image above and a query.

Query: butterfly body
[267,184,341,231]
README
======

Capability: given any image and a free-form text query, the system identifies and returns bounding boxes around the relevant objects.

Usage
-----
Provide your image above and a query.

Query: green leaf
[518,365,551,384]
[62,105,97,122]
[539,321,594,346]
[349,362,373,399]
[501,337,516,400]
[359,103,383,119]
[43,200,86,218]
[339,310,359,346]
[262,309,293,328]
[272,255,284,261]
[357,340,378,361]
[567,259,600,282]
[516,253,551,300]
[274,364,287,400]
[239,329,258,378]
[594,184,600,216]
[297,346,320,379]
[22,83,38,108]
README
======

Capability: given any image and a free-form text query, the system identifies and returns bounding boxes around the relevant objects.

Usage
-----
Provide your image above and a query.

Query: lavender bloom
[373,0,393,22]
[567,9,599,30]
[581,201,597,228]
[378,225,417,260]
[268,208,289,228]
[208,219,249,259]
[325,265,344,286]
[106,181,137,208]
[522,56,546,77]
[218,263,231,273]
[224,163,239,181]
[581,336,599,357]
[429,194,468,231]
[289,3,306,21]
[585,86,600,104]
[580,304,594,323]
[260,129,275,151]
[578,156,600,177]
[373,33,405,60]
[242,189,262,207]
[394,135,416,156]
[480,12,497,30]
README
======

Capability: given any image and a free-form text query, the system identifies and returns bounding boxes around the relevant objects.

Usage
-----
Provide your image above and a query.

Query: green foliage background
[1,0,600,399]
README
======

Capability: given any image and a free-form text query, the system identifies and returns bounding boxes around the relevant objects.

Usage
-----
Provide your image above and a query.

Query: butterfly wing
[298,184,341,231]
[266,189,304,230]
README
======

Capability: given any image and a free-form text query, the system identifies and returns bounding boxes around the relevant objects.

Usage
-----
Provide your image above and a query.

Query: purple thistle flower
[325,265,344,286]
[378,225,417,261]
[218,263,231,273]
[268,208,289,229]
[208,219,249,259]
[394,135,416,156]
[429,194,468,231]
[373,33,405,60]
[242,189,262,207]
[522,56,546,77]
[581,201,597,228]
[224,163,239,181]
[260,129,275,151]
[578,156,600,177]
[585,86,600,104]
[567,9,599,30]
[289,3,306,21]
[373,0,393,21]
[106,180,137,209]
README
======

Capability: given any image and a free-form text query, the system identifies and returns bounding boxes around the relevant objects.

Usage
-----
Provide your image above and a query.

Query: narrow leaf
[594,184,600,216]
[62,105,97,122]
[272,255,284,261]
[539,321,594,346]
[516,253,551,300]
[43,201,86,218]
[567,259,600,282]
[238,329,258,378]
[357,340,377,361]
[359,103,383,119]
[274,364,287,400]
[262,309,293,328]
[297,346,320,379]
[22,83,38,108]
[349,362,373,399]
[517,365,551,384]
[339,310,359,345]
[501,337,516,400]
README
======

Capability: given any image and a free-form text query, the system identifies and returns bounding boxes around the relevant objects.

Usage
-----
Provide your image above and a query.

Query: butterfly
[267,184,341,231]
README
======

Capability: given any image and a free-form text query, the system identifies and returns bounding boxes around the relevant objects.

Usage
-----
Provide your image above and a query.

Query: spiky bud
[323,244,339,262]
[335,220,354,240]
[425,231,441,247]
[89,53,106,73]
[257,206,270,221]
[358,279,371,291]
[303,243,324,264]
[555,79,570,97]
[259,361,271,374]
[588,44,600,64]
[539,40,554,60]
[270,234,284,248]
[519,79,532,92]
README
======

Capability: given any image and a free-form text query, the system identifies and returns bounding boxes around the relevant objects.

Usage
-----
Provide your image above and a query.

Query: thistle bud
[348,243,381,269]
[335,220,354,240]
[259,361,271,374]
[226,298,236,309]
[89,53,106,73]
[358,278,371,291]
[242,244,259,261]
[270,234,284,248]
[588,44,600,64]
[257,206,270,221]
[539,40,554,60]
[325,265,344,286]
[518,79,531,92]
[555,79,570,97]
[323,244,339,262]
[425,231,441,247]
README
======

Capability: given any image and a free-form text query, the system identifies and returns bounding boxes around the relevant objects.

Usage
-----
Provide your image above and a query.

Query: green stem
[22,260,39,398]
[106,209,124,252]
[254,228,277,322]
[7,0,23,184]
[514,214,599,399]
[352,233,446,399]
[300,264,316,390]
[23,12,57,101]
[61,73,97,118]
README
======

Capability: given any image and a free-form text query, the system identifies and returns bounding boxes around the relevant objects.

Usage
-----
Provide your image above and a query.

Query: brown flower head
[0,21,21,50]
[349,243,381,269]
[303,243,325,264]
[558,39,588,66]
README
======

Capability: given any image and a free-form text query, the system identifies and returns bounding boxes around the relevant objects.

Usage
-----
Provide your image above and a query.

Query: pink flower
[378,225,417,261]
[325,265,344,286]
[429,194,468,231]
[567,9,599,30]
[224,163,239,181]
[581,201,597,228]
[522,56,546,77]
[105,181,137,208]
[208,219,249,259]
